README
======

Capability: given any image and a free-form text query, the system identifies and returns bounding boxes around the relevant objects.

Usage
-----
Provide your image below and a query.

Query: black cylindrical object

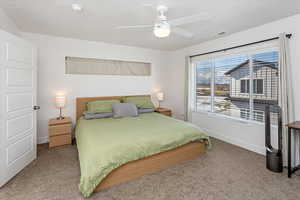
[265,105,283,173]
[266,148,283,172]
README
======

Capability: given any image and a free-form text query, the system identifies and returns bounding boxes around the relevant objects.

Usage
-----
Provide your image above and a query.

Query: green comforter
[75,112,210,197]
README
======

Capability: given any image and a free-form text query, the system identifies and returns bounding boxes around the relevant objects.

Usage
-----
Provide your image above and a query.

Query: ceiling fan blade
[115,25,153,29]
[169,13,210,26]
[172,27,194,38]
[53,0,75,6]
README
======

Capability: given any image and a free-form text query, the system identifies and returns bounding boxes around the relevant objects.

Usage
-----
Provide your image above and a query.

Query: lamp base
[57,107,64,120]
[56,116,65,120]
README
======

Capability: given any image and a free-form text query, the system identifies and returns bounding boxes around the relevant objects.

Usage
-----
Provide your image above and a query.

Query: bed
[75,95,210,197]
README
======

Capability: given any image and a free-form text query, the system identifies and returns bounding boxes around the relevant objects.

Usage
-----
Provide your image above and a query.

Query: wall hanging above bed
[65,56,151,76]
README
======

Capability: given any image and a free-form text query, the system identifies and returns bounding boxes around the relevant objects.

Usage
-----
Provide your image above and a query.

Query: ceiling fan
[115,5,210,39]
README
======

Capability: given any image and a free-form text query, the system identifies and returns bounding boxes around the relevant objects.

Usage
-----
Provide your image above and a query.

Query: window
[240,79,249,93]
[65,56,151,76]
[240,79,263,94]
[253,79,263,94]
[253,110,265,122]
[240,108,250,120]
[196,61,212,112]
[240,109,264,122]
[191,47,279,124]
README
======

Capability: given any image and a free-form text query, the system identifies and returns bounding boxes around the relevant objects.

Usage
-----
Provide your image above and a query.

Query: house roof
[224,59,277,75]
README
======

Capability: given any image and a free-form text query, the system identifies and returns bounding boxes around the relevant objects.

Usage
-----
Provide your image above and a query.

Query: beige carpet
[1,138,300,200]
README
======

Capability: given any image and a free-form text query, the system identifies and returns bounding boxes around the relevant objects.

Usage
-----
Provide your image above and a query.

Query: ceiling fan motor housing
[157,5,168,21]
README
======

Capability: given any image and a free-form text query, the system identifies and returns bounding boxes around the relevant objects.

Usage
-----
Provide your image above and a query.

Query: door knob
[33,106,40,110]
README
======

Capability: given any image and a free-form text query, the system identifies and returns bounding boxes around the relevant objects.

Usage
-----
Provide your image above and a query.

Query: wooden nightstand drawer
[48,117,72,148]
[155,108,172,117]
[160,111,172,117]
[49,124,72,136]
[49,134,72,148]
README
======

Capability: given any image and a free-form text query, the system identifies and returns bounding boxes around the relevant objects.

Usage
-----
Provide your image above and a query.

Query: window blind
[65,56,151,76]
[190,40,279,124]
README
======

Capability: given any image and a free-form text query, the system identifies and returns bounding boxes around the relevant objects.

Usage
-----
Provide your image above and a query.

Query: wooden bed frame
[76,95,207,192]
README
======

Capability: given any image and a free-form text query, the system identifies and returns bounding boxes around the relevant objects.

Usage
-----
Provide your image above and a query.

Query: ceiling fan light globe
[154,28,170,38]
[153,23,170,38]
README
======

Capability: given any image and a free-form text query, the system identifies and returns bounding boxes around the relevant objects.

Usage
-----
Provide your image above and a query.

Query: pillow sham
[123,96,155,109]
[138,108,155,114]
[87,99,120,113]
[112,103,138,118]
[83,112,113,120]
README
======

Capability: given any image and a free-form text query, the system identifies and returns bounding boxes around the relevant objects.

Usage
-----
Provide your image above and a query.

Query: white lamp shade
[157,92,164,101]
[152,88,161,93]
[55,95,66,108]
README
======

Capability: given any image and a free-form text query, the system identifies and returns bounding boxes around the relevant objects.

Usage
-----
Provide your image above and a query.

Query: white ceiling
[1,0,300,50]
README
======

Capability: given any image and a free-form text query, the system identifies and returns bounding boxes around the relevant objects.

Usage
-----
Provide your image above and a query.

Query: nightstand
[155,108,172,117]
[48,117,72,148]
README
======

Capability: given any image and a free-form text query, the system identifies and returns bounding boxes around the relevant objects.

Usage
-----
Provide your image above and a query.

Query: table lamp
[156,92,164,108]
[55,93,66,120]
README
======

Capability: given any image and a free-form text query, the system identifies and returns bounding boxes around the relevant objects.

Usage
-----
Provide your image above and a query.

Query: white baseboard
[201,127,266,155]
[37,136,48,144]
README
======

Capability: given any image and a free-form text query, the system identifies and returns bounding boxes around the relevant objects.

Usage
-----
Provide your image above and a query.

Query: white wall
[22,33,170,144]
[0,7,20,36]
[165,13,300,154]
[16,13,300,153]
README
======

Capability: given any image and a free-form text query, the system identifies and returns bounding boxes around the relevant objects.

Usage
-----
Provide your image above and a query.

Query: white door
[0,30,37,187]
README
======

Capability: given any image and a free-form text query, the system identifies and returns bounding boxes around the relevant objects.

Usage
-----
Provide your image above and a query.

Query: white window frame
[190,41,279,124]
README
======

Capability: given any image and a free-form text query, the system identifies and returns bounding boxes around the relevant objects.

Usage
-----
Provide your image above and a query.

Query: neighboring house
[224,59,279,122]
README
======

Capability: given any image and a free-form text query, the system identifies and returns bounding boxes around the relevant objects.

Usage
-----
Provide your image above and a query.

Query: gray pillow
[138,108,155,114]
[112,103,138,118]
[83,112,113,120]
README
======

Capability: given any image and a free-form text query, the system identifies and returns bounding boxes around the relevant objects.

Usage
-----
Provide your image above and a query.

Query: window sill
[192,111,278,128]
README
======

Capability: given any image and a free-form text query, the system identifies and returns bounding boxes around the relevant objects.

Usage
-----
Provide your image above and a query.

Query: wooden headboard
[76,95,150,120]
